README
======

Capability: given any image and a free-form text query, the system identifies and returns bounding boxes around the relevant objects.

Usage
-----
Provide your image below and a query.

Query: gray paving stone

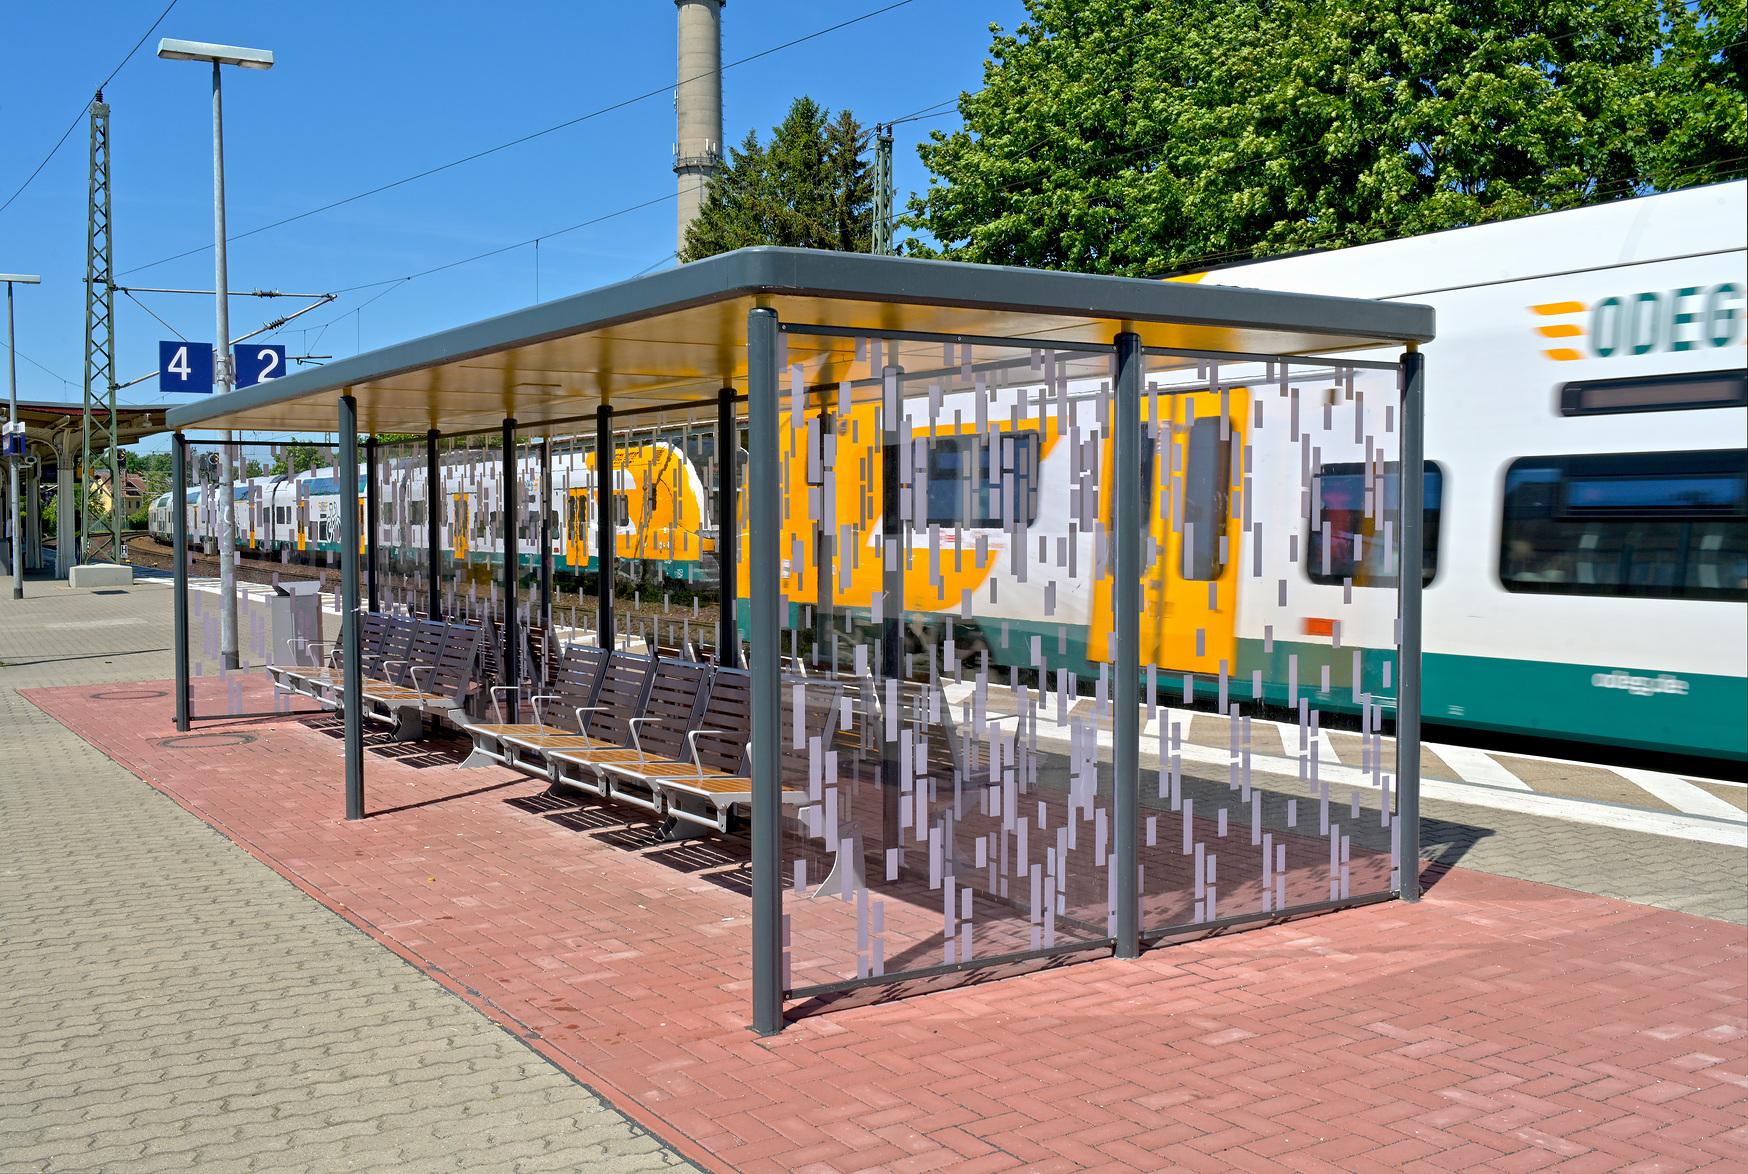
[0,579,687,1172]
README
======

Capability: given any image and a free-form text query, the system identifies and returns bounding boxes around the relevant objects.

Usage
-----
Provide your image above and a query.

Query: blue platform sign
[235,344,287,389]
[159,340,214,393]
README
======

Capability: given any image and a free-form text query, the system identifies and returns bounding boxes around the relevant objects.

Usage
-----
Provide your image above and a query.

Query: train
[149,438,715,582]
[154,181,1746,761]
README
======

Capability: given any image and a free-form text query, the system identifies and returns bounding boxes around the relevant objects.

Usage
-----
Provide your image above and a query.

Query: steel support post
[339,395,364,821]
[595,403,615,651]
[879,365,904,860]
[364,436,379,613]
[425,429,441,619]
[172,433,190,731]
[716,386,738,667]
[7,280,21,600]
[56,433,74,579]
[812,391,834,662]
[501,418,519,723]
[747,307,783,1035]
[1112,332,1142,957]
[1397,347,1425,901]
[538,436,553,633]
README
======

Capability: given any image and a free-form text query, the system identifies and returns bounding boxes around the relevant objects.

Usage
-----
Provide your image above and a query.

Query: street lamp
[3,272,41,602]
[157,37,273,669]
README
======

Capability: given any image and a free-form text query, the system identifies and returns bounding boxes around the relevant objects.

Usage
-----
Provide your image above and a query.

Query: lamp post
[3,273,41,602]
[157,37,273,668]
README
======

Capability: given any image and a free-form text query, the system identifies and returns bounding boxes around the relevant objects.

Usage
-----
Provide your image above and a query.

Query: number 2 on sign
[255,347,280,380]
[168,345,192,380]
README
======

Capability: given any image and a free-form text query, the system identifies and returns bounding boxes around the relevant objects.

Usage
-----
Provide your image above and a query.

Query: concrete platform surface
[0,579,684,1173]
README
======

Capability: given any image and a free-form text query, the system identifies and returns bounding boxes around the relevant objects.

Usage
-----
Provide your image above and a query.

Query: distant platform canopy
[163,247,1435,437]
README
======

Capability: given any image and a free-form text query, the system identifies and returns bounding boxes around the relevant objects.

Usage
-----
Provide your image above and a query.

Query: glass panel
[1136,355,1402,934]
[773,333,1120,996]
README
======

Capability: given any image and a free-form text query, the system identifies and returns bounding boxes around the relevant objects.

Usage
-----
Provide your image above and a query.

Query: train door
[295,485,308,554]
[1090,386,1248,679]
[451,493,470,559]
[565,487,591,567]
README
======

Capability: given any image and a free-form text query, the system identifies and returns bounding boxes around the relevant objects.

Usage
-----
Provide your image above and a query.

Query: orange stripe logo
[1530,301,1587,360]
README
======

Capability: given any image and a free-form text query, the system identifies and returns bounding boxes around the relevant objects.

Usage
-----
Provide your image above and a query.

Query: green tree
[680,98,874,262]
[1649,0,1747,190]
[908,0,1743,275]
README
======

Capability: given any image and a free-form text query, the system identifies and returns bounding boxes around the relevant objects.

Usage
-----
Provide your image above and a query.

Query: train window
[1559,370,1747,416]
[1500,450,1747,601]
[923,433,1040,528]
[1306,461,1442,587]
[615,493,631,527]
[1182,418,1230,580]
[408,500,426,528]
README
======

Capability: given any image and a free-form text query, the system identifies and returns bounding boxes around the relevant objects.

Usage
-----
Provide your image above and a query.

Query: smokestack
[674,0,724,254]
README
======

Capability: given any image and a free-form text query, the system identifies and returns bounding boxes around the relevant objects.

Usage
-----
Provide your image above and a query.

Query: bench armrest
[408,664,436,692]
[573,704,608,733]
[627,716,662,759]
[684,728,734,781]
[488,683,532,724]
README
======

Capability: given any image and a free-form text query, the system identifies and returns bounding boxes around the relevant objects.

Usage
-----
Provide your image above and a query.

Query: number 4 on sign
[158,340,214,393]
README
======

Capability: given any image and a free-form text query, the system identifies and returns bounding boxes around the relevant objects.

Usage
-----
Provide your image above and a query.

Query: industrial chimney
[674,0,724,253]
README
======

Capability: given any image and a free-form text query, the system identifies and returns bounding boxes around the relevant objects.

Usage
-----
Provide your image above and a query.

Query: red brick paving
[25,678,1748,1172]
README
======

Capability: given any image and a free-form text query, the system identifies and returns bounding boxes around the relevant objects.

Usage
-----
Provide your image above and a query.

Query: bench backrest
[368,616,417,678]
[580,651,656,746]
[542,644,609,730]
[427,623,484,702]
[403,620,448,678]
[633,657,710,761]
[691,667,752,773]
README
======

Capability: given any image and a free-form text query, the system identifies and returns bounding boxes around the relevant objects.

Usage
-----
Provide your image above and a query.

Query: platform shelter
[163,247,1435,1033]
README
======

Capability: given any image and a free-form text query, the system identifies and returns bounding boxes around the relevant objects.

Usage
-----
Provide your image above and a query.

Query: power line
[0,0,180,216]
[121,0,920,277]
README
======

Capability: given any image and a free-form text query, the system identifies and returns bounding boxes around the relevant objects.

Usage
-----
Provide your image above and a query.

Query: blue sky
[1,0,1024,432]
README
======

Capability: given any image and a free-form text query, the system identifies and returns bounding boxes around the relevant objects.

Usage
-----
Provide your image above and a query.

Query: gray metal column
[879,364,904,858]
[747,306,783,1035]
[364,435,380,613]
[538,436,553,633]
[812,392,833,662]
[1396,347,1425,901]
[594,403,615,651]
[1112,333,1142,957]
[56,432,74,579]
[172,434,190,732]
[716,386,738,667]
[501,418,519,723]
[339,395,365,821]
[425,429,441,619]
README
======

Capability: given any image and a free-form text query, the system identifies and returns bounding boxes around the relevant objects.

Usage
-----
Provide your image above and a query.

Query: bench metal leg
[388,706,424,743]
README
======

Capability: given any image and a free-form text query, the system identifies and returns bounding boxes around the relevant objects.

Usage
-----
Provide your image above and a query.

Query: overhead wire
[120,0,920,277]
[0,0,181,216]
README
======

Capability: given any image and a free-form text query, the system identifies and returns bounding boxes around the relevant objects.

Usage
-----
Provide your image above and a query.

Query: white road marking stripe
[1612,766,1746,823]
[1029,723,1747,847]
[1425,743,1532,791]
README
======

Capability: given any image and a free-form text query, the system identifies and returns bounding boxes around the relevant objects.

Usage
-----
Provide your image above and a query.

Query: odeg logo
[1590,670,1691,698]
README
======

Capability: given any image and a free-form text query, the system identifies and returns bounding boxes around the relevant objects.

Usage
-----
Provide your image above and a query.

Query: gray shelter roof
[163,247,1435,437]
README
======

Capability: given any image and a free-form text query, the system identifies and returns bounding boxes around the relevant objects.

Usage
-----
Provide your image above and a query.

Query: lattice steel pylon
[81,90,121,565]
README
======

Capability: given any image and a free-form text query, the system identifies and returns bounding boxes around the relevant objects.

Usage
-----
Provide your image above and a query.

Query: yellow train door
[565,487,590,567]
[1090,386,1247,678]
[451,493,470,559]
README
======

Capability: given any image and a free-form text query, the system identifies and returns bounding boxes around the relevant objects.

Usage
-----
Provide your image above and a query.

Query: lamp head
[156,38,274,69]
